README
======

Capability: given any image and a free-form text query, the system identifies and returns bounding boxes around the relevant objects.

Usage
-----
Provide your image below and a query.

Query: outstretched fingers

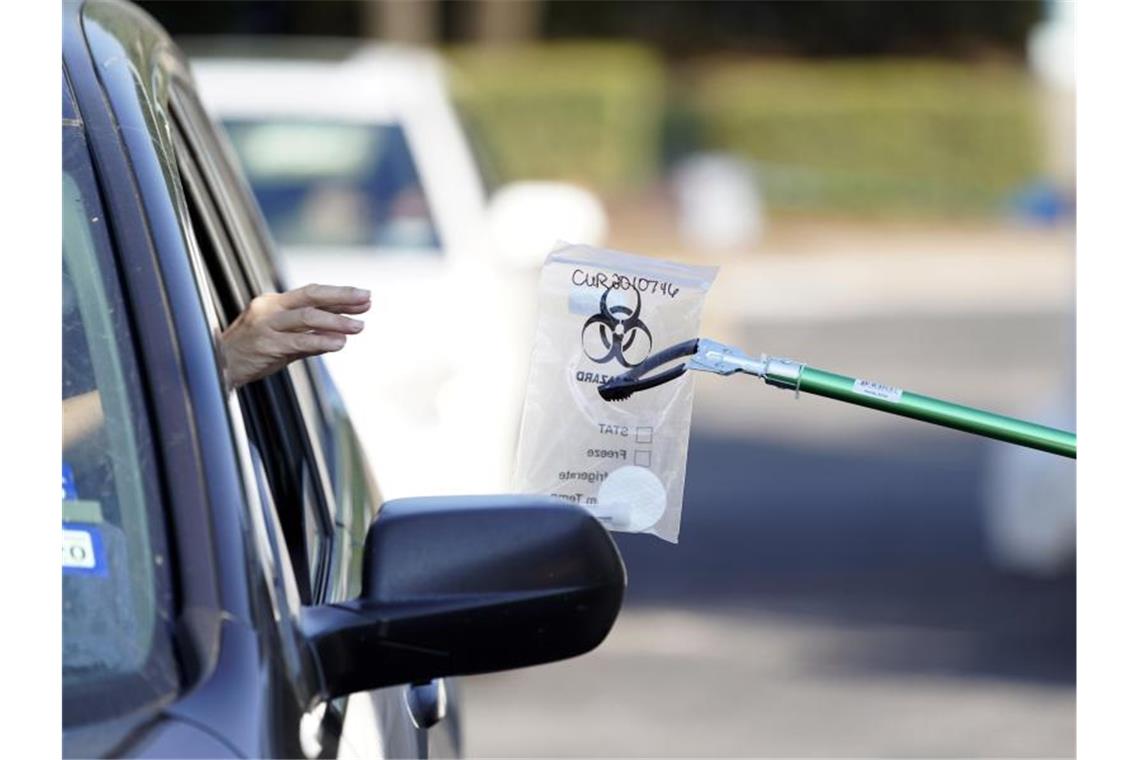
[278,284,372,314]
[323,299,372,315]
[289,331,348,358]
[223,283,373,389]
[269,306,364,335]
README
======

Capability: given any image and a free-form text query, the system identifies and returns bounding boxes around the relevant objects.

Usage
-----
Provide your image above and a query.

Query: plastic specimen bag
[512,242,717,542]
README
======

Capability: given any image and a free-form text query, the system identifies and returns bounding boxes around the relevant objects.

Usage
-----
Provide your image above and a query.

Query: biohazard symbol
[581,287,653,368]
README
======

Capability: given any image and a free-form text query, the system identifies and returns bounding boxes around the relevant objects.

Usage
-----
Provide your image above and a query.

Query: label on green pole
[852,378,903,403]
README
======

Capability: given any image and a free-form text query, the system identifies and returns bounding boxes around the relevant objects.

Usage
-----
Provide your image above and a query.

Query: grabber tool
[598,338,1076,459]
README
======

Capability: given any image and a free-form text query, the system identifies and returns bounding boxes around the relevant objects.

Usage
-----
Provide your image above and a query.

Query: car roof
[65,0,190,85]
[188,38,451,122]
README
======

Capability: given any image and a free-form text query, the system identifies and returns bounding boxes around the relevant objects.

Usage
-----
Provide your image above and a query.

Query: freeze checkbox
[634,449,652,467]
[635,426,653,444]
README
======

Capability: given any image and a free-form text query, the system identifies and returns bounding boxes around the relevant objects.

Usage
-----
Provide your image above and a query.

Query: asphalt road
[462,308,1075,757]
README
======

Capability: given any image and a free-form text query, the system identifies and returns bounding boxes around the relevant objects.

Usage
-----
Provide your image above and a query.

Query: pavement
[461,220,1076,758]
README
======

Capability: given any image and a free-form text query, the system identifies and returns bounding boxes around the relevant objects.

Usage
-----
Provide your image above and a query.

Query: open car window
[168,89,335,605]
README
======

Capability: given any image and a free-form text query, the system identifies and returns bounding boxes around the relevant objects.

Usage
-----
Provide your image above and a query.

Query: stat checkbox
[635,426,653,444]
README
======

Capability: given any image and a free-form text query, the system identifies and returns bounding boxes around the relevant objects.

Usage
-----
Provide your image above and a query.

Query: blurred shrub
[447,43,666,191]
[687,59,1045,215]
[449,48,1045,216]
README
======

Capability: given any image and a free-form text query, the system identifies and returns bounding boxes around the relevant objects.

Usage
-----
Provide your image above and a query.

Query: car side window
[222,118,442,252]
[62,105,179,726]
[169,101,332,605]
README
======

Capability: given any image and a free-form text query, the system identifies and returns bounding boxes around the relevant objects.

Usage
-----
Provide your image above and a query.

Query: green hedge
[447,43,666,191]
[448,47,1045,215]
[688,59,1045,215]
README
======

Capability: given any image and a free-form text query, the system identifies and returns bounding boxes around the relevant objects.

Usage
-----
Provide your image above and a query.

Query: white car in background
[190,40,607,499]
[982,374,1076,577]
[979,1,1075,578]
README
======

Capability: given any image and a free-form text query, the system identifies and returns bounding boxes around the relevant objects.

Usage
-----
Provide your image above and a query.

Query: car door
[166,78,459,759]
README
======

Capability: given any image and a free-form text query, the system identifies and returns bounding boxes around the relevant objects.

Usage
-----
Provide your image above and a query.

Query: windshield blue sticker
[62,524,107,576]
[62,462,78,501]
[852,379,903,403]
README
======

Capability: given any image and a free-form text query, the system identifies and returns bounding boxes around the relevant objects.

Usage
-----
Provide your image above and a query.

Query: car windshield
[222,119,441,251]
[63,109,178,726]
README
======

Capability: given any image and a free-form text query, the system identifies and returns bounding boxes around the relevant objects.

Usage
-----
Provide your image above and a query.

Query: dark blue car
[62,1,624,756]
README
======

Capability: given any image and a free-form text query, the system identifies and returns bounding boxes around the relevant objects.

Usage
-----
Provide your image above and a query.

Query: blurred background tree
[140,0,1041,57]
[143,0,1053,215]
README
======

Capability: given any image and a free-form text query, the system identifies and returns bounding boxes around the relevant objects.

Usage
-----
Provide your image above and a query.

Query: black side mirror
[300,495,625,701]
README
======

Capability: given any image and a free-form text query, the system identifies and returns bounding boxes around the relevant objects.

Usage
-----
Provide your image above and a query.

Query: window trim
[166,140,315,692]
[168,90,338,604]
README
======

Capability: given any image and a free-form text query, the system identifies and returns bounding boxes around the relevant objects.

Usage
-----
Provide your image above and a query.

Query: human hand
[220,284,371,389]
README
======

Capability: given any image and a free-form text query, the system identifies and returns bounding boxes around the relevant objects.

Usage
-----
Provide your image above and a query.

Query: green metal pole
[767,365,1076,458]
